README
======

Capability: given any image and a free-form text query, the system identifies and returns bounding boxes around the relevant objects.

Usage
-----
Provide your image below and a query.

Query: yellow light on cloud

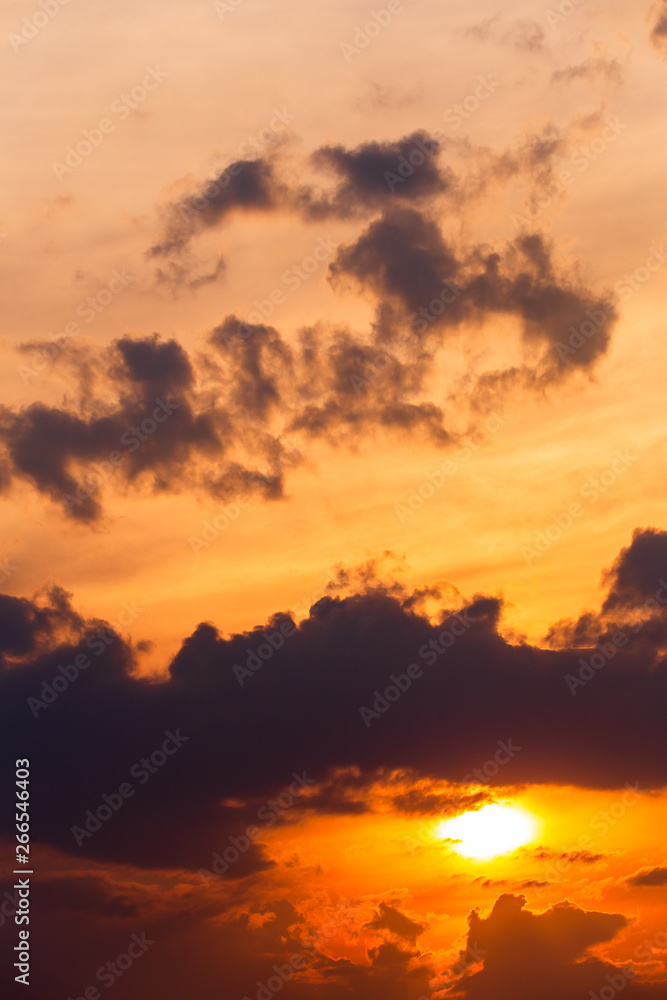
[436,804,537,860]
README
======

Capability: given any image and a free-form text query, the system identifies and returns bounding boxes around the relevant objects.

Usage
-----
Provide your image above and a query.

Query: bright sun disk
[436,803,537,860]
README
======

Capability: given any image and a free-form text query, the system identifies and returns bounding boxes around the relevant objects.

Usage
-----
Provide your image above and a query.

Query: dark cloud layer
[149,131,453,271]
[545,528,667,646]
[449,893,667,1000]
[8,227,616,520]
[330,207,617,382]
[2,529,667,872]
[3,332,299,520]
[626,866,667,887]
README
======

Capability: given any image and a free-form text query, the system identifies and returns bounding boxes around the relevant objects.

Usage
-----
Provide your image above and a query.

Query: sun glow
[436,803,537,860]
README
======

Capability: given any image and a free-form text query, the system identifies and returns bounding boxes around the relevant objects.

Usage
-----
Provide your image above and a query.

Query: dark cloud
[148,132,454,279]
[303,132,453,218]
[363,902,425,942]
[464,15,545,52]
[3,332,300,520]
[2,532,667,872]
[286,325,451,446]
[149,158,282,260]
[356,83,422,112]
[651,2,667,49]
[329,207,617,383]
[329,206,461,319]
[626,866,667,887]
[601,528,667,613]
[448,893,666,1000]
[0,586,82,663]
[551,58,624,86]
[546,528,667,647]
[392,787,490,816]
[209,317,293,421]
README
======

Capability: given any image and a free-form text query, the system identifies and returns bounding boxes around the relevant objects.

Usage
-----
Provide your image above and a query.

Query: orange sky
[3,1,667,998]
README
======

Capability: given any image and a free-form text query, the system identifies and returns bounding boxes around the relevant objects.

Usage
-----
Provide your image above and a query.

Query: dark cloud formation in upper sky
[2,529,667,871]
[302,132,454,217]
[363,902,425,943]
[149,157,282,259]
[464,15,546,53]
[601,527,667,613]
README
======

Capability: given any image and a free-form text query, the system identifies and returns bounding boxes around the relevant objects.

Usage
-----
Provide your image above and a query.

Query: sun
[436,803,537,860]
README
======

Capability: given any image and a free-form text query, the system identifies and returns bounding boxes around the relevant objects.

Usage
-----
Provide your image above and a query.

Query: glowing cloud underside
[436,804,537,860]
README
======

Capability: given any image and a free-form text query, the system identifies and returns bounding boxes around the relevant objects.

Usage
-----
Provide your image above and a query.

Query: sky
[2,0,667,997]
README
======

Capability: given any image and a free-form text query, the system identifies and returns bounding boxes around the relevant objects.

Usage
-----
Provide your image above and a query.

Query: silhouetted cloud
[601,528,667,613]
[626,866,667,887]
[302,132,454,218]
[363,902,425,942]
[449,893,664,1000]
[330,207,617,383]
[551,58,624,86]
[464,15,545,52]
[2,533,667,871]
[3,332,298,519]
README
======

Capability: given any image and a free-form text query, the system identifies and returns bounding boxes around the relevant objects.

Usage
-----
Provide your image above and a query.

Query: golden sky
[3,0,667,997]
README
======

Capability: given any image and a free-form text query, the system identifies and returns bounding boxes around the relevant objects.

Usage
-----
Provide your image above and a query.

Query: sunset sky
[2,0,667,997]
